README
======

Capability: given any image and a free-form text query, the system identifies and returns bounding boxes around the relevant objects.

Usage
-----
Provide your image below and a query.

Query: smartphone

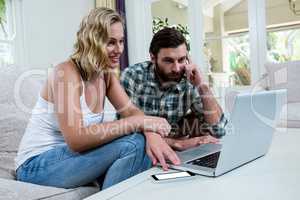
[151,171,196,182]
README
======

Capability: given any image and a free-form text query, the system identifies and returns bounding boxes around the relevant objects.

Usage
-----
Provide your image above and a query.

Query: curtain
[96,0,116,9]
[116,0,129,70]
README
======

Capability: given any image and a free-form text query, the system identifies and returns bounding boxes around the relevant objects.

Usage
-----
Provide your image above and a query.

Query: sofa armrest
[0,178,98,200]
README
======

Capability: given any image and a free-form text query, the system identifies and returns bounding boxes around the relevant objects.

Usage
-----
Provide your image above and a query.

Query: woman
[15,7,178,189]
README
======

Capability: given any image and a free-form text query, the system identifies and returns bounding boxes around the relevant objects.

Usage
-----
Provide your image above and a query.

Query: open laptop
[170,89,286,177]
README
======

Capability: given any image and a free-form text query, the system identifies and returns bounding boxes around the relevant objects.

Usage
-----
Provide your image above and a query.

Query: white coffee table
[85,128,300,200]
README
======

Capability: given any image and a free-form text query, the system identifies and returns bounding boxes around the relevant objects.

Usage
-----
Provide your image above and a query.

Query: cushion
[265,62,287,90]
[265,61,300,103]
[0,104,29,153]
[278,103,300,128]
[0,65,46,152]
[265,61,300,128]
[0,178,98,200]
[0,152,16,180]
[287,62,300,103]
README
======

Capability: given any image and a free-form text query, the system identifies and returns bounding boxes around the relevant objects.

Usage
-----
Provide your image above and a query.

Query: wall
[14,0,95,69]
[151,0,213,33]
[224,0,300,32]
[223,0,248,32]
[151,0,187,26]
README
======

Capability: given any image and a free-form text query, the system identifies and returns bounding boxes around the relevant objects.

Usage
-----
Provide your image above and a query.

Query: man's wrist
[164,138,184,150]
[164,138,176,147]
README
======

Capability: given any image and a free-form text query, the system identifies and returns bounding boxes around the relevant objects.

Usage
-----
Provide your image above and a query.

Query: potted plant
[0,0,6,37]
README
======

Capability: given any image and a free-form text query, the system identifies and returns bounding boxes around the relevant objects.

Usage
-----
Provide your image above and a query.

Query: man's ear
[150,53,156,63]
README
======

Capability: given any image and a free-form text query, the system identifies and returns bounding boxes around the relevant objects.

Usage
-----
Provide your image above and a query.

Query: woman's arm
[51,63,170,153]
[105,73,171,136]
[52,63,147,152]
[105,72,183,169]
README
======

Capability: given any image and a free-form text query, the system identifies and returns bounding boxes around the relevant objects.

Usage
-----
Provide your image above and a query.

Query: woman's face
[106,22,124,68]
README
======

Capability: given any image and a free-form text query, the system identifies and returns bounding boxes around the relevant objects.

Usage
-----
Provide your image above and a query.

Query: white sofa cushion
[265,61,300,128]
[0,178,98,200]
[278,103,300,128]
[0,65,45,153]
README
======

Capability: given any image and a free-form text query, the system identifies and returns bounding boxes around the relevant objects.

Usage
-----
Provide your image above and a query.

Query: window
[267,28,300,63]
[0,0,15,66]
[265,0,300,63]
[203,0,251,87]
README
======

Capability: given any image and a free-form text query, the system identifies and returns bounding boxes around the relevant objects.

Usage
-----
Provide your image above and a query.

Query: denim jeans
[16,133,152,189]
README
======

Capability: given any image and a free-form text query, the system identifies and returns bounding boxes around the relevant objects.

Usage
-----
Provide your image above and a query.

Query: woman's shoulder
[53,60,82,82]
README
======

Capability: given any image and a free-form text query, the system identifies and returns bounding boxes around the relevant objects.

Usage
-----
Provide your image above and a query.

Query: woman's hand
[140,116,171,137]
[132,115,171,137]
[144,132,181,170]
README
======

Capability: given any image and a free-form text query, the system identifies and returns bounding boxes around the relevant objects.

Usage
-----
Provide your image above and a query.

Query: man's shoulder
[122,61,152,76]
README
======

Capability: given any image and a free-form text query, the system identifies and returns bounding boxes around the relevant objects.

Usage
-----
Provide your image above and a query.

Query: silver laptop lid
[214,89,286,176]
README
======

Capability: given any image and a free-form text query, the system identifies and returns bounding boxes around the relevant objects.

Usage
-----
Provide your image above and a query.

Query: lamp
[289,0,300,15]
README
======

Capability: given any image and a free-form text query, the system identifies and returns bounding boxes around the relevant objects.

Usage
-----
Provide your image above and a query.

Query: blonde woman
[15,8,180,189]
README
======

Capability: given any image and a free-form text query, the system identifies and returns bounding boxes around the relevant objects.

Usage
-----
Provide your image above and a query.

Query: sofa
[265,61,300,128]
[224,60,300,129]
[0,65,99,200]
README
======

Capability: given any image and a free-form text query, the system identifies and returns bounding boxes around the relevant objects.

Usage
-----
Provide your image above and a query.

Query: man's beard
[154,61,184,84]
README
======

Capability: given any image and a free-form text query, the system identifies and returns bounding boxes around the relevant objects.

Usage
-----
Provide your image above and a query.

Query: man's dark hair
[149,27,188,56]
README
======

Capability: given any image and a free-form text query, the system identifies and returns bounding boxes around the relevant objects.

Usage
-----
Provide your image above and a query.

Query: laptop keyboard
[187,152,221,168]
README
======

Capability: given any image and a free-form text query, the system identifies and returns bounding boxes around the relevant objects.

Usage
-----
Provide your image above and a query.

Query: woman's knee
[128,133,146,149]
[117,133,146,157]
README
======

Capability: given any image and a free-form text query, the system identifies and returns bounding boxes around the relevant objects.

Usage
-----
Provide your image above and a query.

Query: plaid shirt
[120,61,227,138]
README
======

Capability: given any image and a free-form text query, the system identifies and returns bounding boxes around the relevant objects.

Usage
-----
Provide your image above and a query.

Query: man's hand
[144,132,181,171]
[184,58,204,87]
[165,135,219,151]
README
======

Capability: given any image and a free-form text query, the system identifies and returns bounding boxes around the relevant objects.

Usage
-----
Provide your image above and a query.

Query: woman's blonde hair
[71,7,123,81]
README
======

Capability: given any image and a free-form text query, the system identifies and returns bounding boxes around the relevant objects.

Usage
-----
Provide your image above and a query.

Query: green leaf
[152,17,190,51]
[0,0,6,23]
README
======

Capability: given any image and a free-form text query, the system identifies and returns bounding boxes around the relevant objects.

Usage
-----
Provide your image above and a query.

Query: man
[121,27,227,170]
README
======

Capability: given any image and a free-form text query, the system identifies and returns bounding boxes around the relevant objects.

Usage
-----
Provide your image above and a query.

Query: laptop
[170,89,286,177]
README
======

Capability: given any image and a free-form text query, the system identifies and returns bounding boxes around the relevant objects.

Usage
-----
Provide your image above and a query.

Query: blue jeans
[16,133,152,189]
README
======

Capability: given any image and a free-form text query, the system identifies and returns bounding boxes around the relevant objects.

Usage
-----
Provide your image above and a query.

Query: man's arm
[184,62,227,138]
[164,136,219,151]
[198,83,222,124]
[191,84,228,138]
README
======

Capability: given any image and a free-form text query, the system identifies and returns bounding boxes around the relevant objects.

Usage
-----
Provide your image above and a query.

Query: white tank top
[15,90,104,170]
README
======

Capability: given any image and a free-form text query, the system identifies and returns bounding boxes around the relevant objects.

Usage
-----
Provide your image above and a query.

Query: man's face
[151,44,188,83]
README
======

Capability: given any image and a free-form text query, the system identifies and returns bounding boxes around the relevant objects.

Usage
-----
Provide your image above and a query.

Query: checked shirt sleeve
[190,86,228,138]
[120,68,139,107]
